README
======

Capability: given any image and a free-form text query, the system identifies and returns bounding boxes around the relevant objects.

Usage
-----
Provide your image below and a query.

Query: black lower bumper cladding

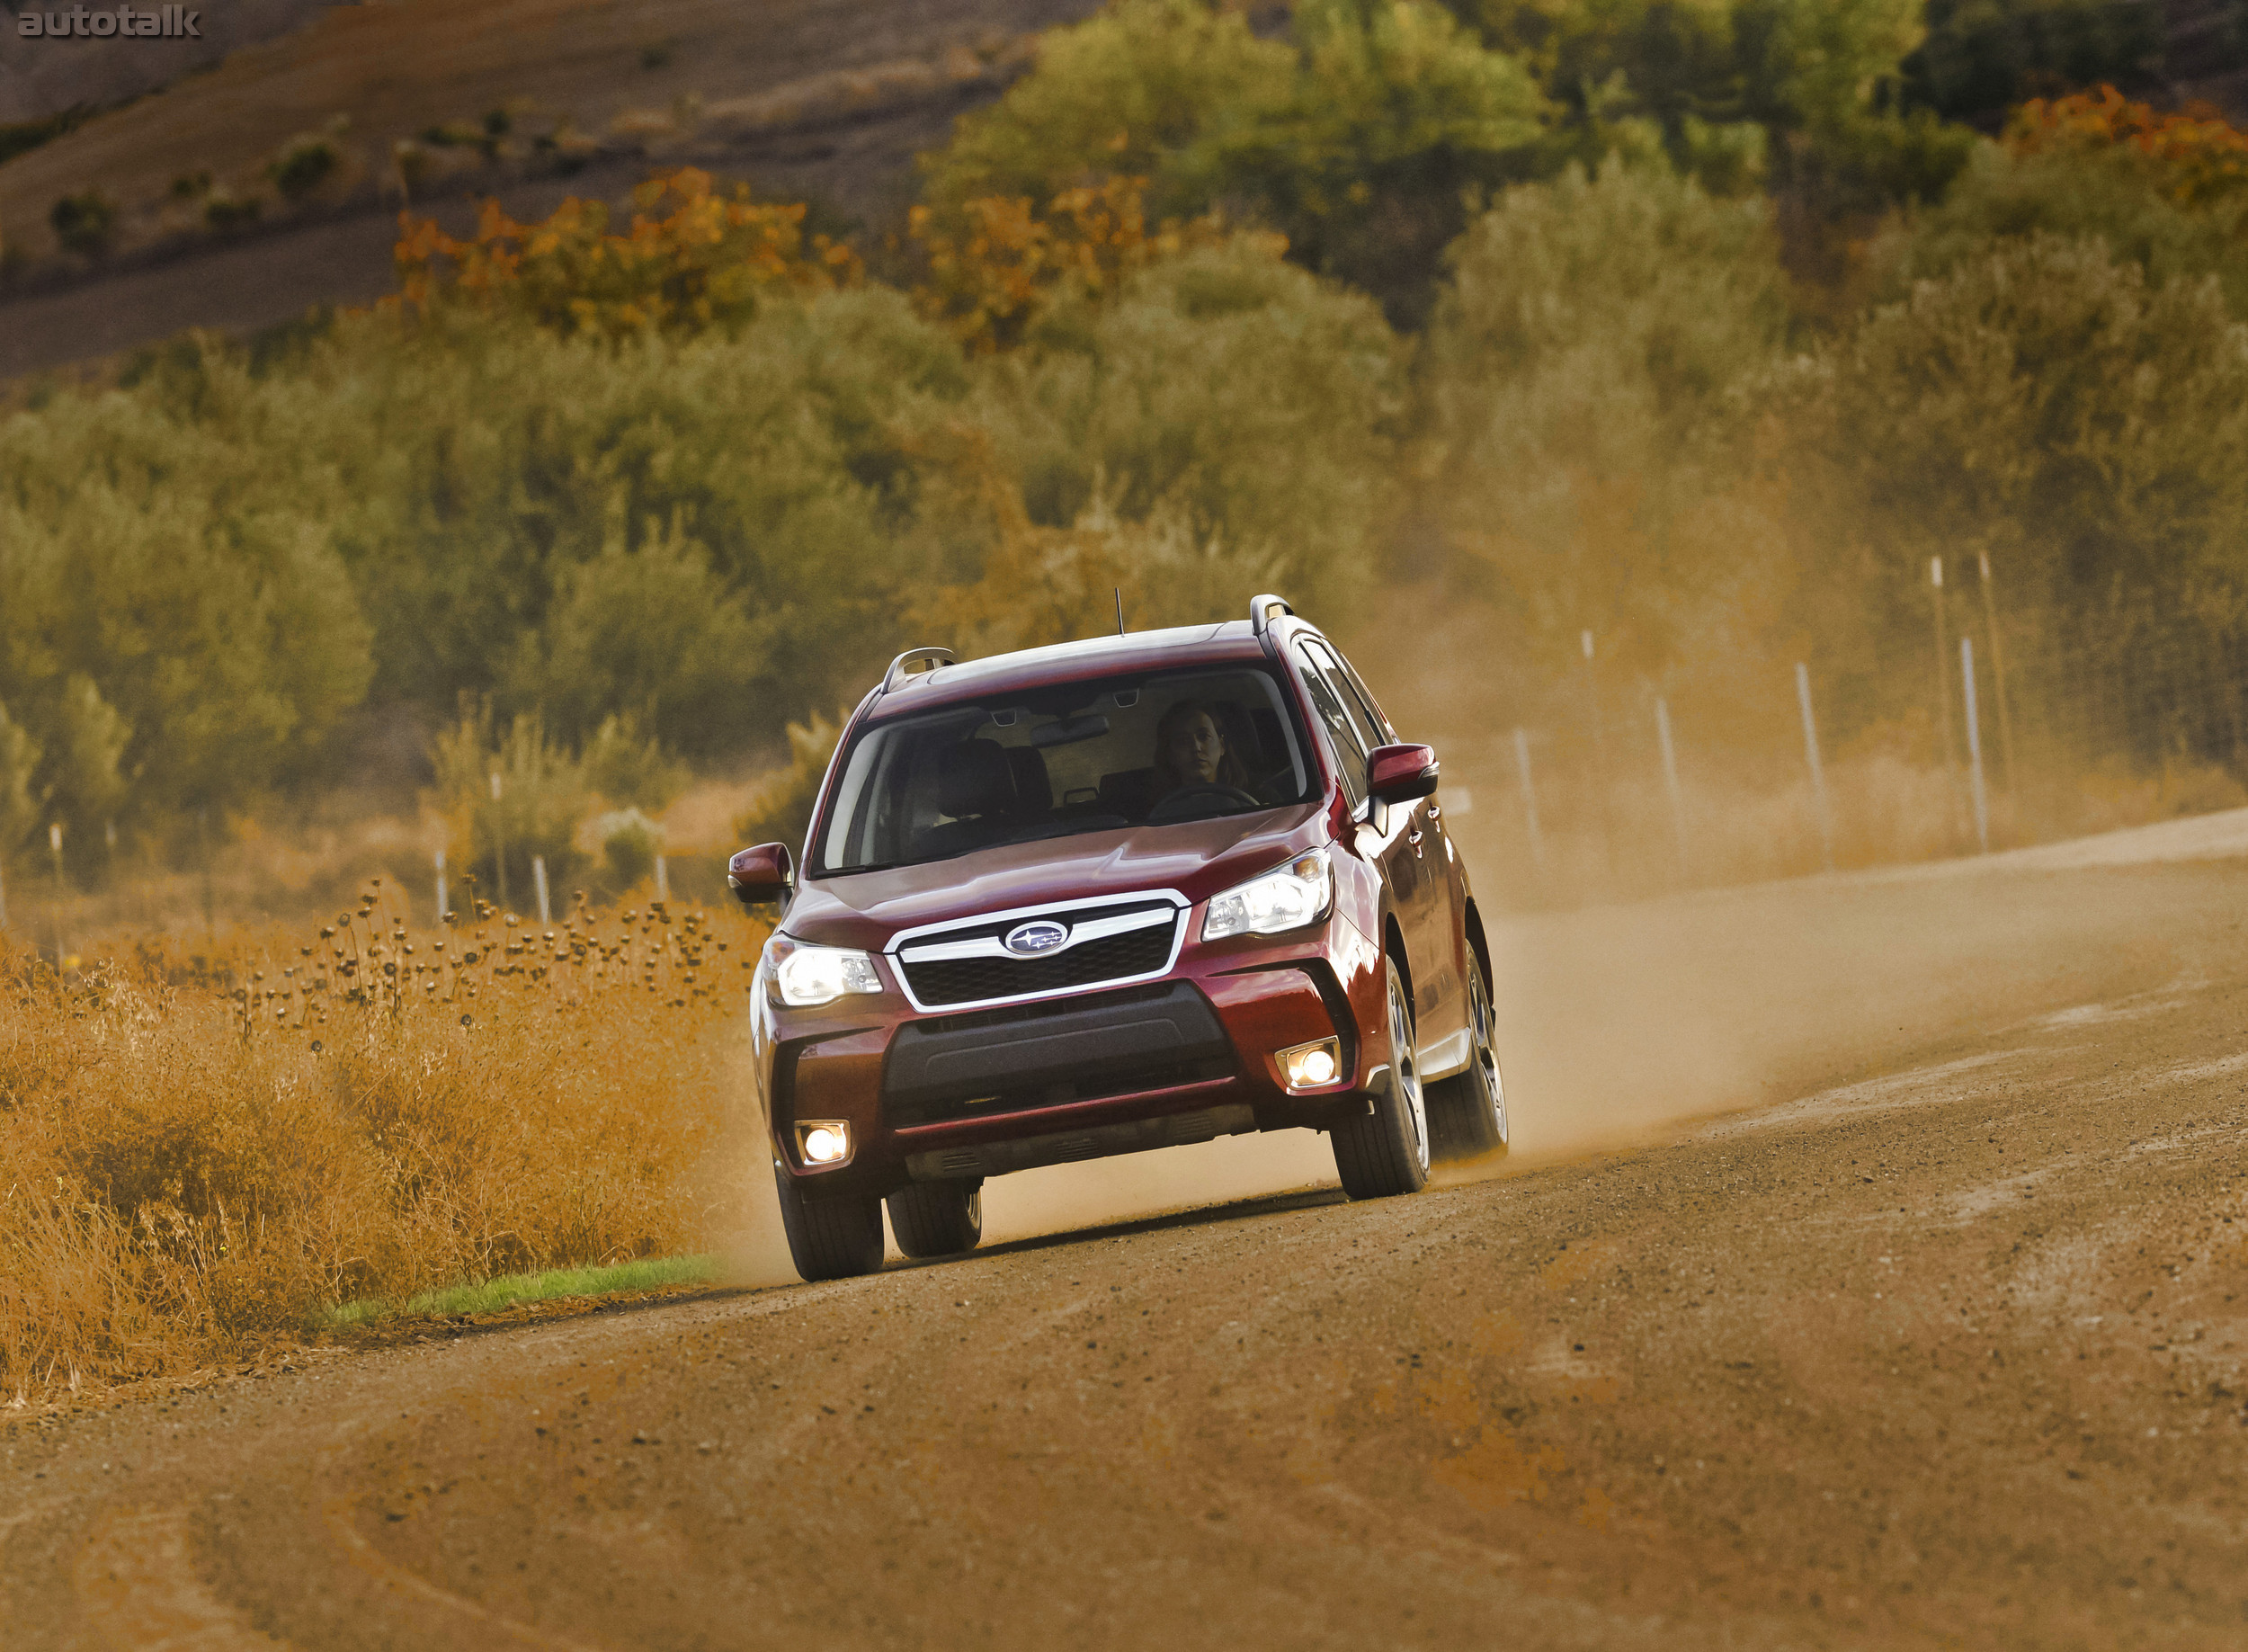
[881,982,1233,1123]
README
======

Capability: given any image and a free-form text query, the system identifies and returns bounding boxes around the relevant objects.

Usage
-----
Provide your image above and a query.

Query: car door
[1316,639,1466,1047]
[1290,637,1438,1021]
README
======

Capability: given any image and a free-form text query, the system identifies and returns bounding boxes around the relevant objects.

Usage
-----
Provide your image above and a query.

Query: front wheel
[772,1158,885,1281]
[1426,951,1508,1164]
[886,1180,983,1259]
[1332,956,1431,1200]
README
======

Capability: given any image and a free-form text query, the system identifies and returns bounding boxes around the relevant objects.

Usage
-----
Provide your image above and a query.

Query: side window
[1292,639,1367,806]
[1333,651,1396,745]
[1305,639,1382,753]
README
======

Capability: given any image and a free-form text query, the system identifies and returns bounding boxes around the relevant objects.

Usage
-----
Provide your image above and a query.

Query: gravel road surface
[6,848,2246,1649]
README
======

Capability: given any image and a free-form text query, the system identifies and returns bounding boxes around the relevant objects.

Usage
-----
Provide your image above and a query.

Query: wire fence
[1437,555,2248,907]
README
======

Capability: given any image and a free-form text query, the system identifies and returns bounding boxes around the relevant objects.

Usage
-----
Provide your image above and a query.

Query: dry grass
[0,879,770,1405]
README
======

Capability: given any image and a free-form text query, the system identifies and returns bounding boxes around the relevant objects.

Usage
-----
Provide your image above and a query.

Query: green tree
[0,397,373,830]
[1459,0,1975,219]
[1420,162,1794,682]
[1901,0,2170,127]
[0,701,43,860]
[920,0,1297,224]
[1193,0,1548,320]
[972,237,1402,606]
[508,522,763,760]
[47,675,131,872]
[1881,135,2248,319]
[1805,233,2248,761]
[923,0,1548,324]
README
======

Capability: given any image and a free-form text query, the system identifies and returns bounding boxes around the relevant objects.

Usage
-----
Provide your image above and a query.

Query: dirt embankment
[0,0,1106,380]
[4,850,2246,1648]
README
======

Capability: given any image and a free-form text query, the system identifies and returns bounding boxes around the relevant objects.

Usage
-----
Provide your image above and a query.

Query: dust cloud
[983,839,2246,1249]
[720,817,2248,1272]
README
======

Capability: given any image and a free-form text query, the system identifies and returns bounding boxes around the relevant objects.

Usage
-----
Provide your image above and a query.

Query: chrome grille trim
[886,889,1190,1014]
[896,905,1173,965]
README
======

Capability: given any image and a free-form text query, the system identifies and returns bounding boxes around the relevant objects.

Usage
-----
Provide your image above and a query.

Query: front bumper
[762,910,1387,1196]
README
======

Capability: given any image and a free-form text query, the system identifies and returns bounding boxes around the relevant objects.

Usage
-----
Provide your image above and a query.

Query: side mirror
[727,843,795,907]
[1367,743,1439,806]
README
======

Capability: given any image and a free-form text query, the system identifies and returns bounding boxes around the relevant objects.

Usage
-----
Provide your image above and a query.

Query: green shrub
[582,714,689,812]
[428,701,587,905]
[49,191,115,257]
[267,136,339,202]
[202,191,262,233]
[593,808,663,889]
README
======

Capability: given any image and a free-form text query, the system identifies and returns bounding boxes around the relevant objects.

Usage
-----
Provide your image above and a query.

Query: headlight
[1202,847,1332,941]
[768,938,883,1006]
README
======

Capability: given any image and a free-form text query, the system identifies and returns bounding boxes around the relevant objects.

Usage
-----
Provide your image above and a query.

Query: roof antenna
[1114,587,1126,636]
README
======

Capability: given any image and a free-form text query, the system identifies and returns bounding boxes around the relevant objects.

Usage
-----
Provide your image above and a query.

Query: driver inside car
[1152,699,1249,806]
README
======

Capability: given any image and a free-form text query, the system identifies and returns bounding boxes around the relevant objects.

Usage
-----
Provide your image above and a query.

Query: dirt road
[5,851,2247,1649]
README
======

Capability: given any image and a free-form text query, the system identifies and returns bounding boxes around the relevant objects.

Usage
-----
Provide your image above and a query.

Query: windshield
[813,666,1315,876]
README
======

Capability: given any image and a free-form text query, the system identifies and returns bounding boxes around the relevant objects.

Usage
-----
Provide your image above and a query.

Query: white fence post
[48,822,66,966]
[1512,727,1546,874]
[1655,696,1688,875]
[655,853,670,903]
[434,846,448,927]
[489,771,508,911]
[533,854,551,925]
[1962,636,1991,854]
[1795,664,1835,873]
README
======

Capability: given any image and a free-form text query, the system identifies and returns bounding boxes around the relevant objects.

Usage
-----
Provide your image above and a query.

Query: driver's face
[1165,712,1225,783]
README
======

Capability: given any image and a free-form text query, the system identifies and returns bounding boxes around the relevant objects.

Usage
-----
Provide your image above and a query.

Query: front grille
[898,914,1177,1007]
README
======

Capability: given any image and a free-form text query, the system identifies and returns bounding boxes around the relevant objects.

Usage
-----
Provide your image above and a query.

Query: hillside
[0,0,1103,377]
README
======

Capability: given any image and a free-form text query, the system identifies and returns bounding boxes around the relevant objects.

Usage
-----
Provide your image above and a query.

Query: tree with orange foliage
[2008,86,2248,209]
[389,168,859,339]
[908,174,1259,353]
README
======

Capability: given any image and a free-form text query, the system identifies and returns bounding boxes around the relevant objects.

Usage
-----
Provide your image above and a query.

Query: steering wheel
[1148,782,1262,822]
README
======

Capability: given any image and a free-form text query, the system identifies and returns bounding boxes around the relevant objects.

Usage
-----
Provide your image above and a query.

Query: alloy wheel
[1390,966,1429,1174]
[1469,962,1507,1147]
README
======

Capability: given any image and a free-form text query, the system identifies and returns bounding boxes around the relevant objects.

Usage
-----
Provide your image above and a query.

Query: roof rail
[881,646,957,692]
[1249,594,1295,635]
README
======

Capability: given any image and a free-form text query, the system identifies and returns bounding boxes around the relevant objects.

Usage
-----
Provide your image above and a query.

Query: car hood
[782,803,1329,950]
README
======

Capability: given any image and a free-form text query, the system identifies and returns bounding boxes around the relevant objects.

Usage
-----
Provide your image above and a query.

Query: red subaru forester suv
[728,595,1507,1281]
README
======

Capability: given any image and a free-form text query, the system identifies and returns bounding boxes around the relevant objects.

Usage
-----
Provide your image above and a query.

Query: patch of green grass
[321,1255,719,1330]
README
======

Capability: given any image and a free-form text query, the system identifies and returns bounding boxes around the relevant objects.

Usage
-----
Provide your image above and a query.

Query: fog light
[1278,1039,1341,1092]
[798,1121,852,1165]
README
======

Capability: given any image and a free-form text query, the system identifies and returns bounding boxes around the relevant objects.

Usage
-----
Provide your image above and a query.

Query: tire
[886,1180,984,1260]
[1426,951,1509,1164]
[772,1157,885,1281]
[1332,956,1432,1200]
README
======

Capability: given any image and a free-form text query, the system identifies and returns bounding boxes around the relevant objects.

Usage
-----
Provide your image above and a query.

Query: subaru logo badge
[1004,920,1068,957]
